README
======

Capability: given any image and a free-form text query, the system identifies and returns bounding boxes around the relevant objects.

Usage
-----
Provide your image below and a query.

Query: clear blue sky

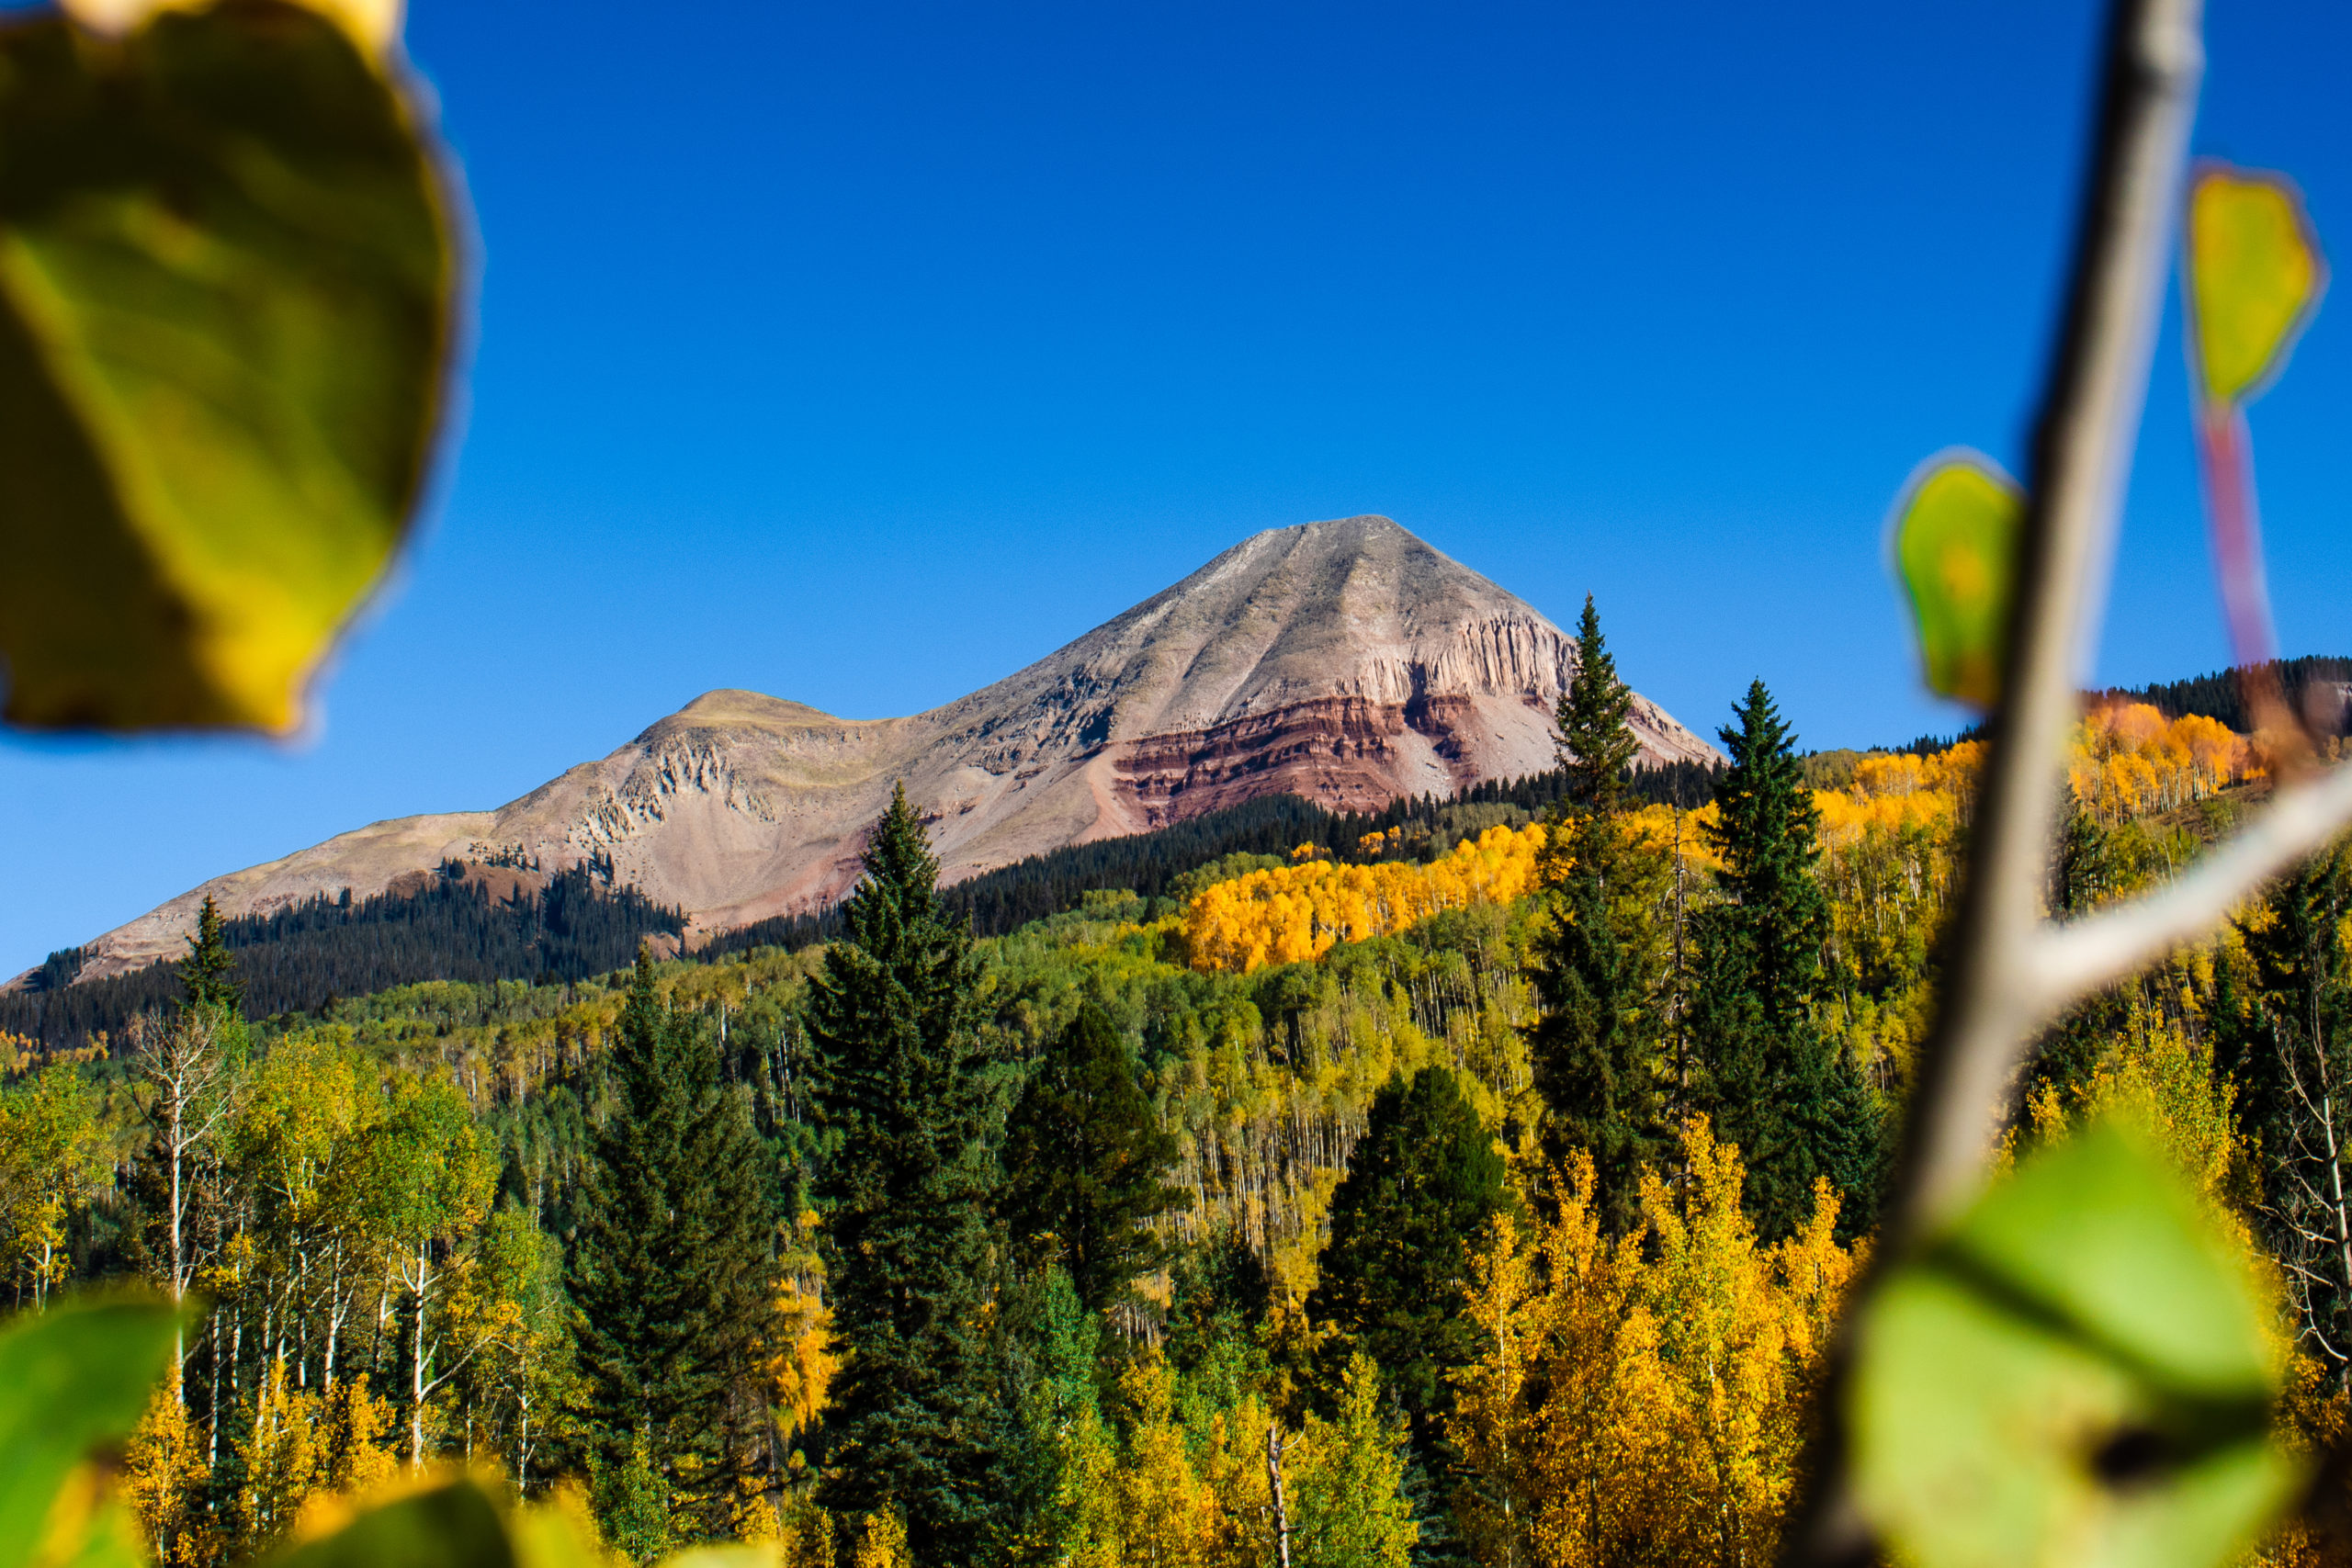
[3,0,2346,977]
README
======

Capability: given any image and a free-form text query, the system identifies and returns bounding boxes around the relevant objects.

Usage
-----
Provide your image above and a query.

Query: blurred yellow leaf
[59,0,401,54]
[1893,453,2021,712]
[0,1,455,734]
[2187,165,2325,408]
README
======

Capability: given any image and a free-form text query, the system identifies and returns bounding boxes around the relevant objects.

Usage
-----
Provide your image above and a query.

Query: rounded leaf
[0,1,457,733]
[2187,164,2326,409]
[0,1296,183,1568]
[1892,451,2022,711]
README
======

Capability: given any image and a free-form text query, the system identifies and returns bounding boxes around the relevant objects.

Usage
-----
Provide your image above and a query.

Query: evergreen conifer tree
[1690,681,1882,1241]
[1002,1004,1184,1314]
[1308,1066,1505,1444]
[177,895,243,1015]
[1555,595,1638,814]
[805,783,1006,1565]
[568,948,778,1540]
[1523,597,1668,1233]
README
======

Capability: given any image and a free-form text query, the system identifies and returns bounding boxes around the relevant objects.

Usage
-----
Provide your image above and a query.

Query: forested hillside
[2102,654,2352,735]
[0,857,686,1049]
[0,633,2335,1568]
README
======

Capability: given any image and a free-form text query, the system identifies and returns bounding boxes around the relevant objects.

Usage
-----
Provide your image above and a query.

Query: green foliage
[805,784,1007,1563]
[1892,456,2023,711]
[2214,838,2352,1374]
[1529,815,1669,1235]
[1,859,688,1053]
[1003,1004,1184,1314]
[1527,603,1672,1234]
[0,1296,182,1568]
[568,949,778,1538]
[1009,1269,1119,1564]
[591,1434,675,1568]
[1290,1352,1418,1568]
[0,0,454,734]
[1308,1066,1506,1439]
[1851,1121,2298,1568]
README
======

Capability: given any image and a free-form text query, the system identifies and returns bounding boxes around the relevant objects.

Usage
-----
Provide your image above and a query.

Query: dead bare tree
[129,1007,236,1395]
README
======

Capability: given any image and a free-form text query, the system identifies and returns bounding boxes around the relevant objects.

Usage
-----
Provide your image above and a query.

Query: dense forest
[0,626,2340,1567]
[0,856,687,1050]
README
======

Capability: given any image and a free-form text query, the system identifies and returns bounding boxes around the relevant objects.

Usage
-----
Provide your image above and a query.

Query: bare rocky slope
[35,516,1721,985]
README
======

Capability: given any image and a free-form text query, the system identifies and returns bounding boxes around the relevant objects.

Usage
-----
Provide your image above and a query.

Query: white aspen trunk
[410,1244,430,1469]
[1267,1423,1292,1568]
[168,1087,186,1392]
[208,1310,223,1467]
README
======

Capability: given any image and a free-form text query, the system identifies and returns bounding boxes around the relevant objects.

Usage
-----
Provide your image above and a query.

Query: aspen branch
[2028,762,2352,1015]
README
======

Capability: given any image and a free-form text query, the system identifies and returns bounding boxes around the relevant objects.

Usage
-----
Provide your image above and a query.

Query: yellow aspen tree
[1452,1213,1543,1568]
[1636,1120,1798,1568]
[322,1375,400,1495]
[121,1366,209,1566]
[853,1510,910,1568]
[1117,1353,1218,1568]
[236,1359,326,1546]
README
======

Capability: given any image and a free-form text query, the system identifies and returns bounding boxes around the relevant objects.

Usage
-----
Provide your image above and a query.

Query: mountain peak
[40,517,1719,985]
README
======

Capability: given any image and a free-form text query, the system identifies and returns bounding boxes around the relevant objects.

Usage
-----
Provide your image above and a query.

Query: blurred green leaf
[0,0,455,734]
[271,1477,514,1568]
[2188,164,2325,409]
[1850,1120,2301,1568]
[1893,451,2021,711]
[0,1297,180,1568]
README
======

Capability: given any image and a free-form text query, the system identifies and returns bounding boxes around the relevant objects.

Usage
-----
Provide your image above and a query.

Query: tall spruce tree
[178,894,243,1014]
[568,948,778,1539]
[1555,595,1638,812]
[806,784,1006,1564]
[1690,680,1881,1241]
[1002,1004,1184,1314]
[1308,1066,1506,1442]
[1523,596,1668,1233]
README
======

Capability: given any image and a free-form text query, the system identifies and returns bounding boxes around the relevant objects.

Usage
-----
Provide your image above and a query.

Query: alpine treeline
[4,622,2339,1568]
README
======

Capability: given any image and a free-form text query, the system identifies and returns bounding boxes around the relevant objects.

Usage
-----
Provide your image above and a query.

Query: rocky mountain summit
[37,516,1720,984]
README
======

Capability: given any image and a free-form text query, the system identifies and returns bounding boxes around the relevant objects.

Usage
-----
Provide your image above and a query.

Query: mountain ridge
[21,515,1720,987]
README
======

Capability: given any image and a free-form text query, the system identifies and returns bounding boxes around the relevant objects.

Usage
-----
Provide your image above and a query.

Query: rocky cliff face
[36,516,1721,984]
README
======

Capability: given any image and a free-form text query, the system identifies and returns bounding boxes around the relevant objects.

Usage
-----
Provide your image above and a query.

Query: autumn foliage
[1182,824,1549,972]
[1452,1122,1857,1568]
